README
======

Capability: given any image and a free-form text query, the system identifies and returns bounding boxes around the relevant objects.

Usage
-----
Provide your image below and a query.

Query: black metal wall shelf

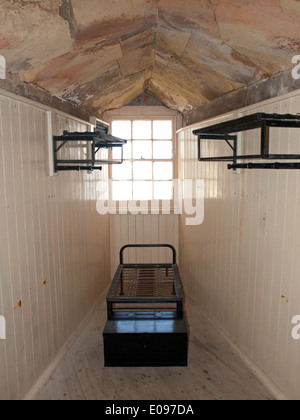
[53,130,127,173]
[193,113,300,170]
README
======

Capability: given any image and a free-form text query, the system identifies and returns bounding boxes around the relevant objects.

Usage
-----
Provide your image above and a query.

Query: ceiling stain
[0,0,299,116]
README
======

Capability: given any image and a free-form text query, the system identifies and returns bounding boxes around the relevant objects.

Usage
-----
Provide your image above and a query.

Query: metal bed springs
[106,244,184,320]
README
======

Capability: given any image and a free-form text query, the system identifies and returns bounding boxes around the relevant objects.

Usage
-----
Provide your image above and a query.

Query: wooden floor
[36,296,274,400]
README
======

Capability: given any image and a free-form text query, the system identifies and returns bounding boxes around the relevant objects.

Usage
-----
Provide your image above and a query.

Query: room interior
[1,0,300,400]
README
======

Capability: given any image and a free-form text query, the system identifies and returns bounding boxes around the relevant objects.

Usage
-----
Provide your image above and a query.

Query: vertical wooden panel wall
[178,91,300,400]
[0,92,110,400]
[110,214,179,276]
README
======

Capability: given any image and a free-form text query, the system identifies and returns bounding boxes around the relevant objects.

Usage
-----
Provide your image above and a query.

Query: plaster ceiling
[0,0,299,116]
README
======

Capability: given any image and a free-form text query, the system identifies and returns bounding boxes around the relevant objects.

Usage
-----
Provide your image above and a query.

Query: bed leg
[120,269,125,296]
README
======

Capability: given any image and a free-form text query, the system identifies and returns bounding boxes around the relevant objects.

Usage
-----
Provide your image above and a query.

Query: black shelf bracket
[193,113,300,170]
[53,130,127,173]
[198,134,238,164]
[228,162,300,170]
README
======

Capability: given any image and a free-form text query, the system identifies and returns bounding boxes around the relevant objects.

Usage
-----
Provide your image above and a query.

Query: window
[111,119,175,203]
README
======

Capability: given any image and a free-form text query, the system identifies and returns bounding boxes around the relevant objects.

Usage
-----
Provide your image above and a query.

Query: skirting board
[186,293,288,401]
[23,287,109,401]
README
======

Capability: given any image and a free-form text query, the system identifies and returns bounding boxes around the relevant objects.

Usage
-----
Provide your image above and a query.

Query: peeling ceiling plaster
[0,0,299,116]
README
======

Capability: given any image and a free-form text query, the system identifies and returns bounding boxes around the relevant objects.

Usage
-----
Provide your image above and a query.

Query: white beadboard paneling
[110,214,179,276]
[178,92,300,400]
[0,93,110,400]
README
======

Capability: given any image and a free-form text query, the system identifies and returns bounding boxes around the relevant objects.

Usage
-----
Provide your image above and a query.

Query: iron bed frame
[103,244,189,367]
[106,244,184,321]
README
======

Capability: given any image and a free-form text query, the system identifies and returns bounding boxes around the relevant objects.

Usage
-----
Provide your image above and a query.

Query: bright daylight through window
[111,120,174,202]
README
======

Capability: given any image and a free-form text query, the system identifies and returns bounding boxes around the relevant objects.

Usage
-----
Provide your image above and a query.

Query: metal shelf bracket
[53,130,127,173]
[193,113,300,170]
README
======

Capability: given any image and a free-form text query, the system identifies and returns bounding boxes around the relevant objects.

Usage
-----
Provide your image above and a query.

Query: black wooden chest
[103,315,188,367]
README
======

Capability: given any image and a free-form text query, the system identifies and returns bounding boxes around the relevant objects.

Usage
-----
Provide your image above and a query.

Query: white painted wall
[110,214,179,276]
[0,91,111,400]
[178,90,300,400]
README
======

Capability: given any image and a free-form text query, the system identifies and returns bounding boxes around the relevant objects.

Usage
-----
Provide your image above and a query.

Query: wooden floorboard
[36,297,274,400]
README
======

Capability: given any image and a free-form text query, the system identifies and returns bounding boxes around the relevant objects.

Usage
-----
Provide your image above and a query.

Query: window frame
[104,107,179,212]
